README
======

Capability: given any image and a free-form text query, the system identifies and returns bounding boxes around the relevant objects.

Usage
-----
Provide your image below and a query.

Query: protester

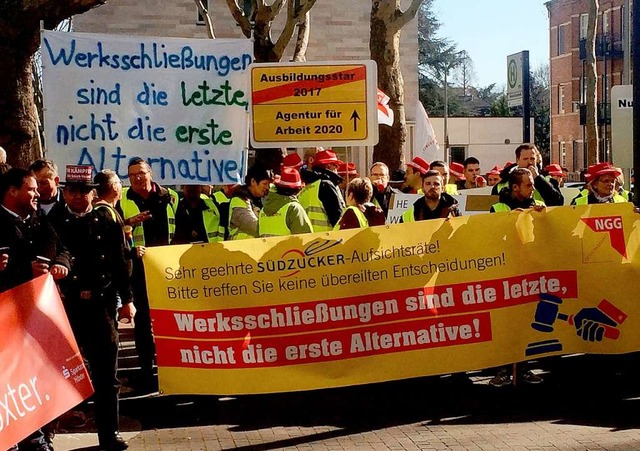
[49,165,134,451]
[368,161,398,217]
[389,169,406,192]
[545,163,566,188]
[334,177,385,229]
[614,167,633,202]
[492,144,564,206]
[401,170,460,222]
[118,157,179,393]
[430,160,459,195]
[281,152,304,171]
[490,168,545,212]
[570,163,627,205]
[299,149,345,230]
[259,168,312,237]
[0,168,71,451]
[404,156,430,193]
[337,162,358,199]
[172,185,224,244]
[29,159,65,216]
[486,165,502,187]
[228,164,274,239]
[456,156,487,190]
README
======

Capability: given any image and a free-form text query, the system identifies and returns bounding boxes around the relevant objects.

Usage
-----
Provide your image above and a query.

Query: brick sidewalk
[51,354,640,450]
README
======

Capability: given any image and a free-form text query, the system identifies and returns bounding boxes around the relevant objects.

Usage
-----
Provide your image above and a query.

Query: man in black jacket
[0,168,70,451]
[49,165,135,451]
[491,144,564,206]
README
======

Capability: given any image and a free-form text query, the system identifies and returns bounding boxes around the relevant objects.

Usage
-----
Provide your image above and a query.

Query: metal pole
[633,0,640,204]
[522,51,531,143]
[444,69,450,164]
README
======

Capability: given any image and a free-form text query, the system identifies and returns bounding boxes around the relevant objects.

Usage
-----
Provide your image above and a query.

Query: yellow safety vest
[198,195,224,242]
[227,196,256,240]
[258,204,292,237]
[572,193,626,205]
[444,184,459,196]
[120,187,178,247]
[298,180,332,232]
[491,199,545,212]
[334,206,368,230]
[402,207,415,223]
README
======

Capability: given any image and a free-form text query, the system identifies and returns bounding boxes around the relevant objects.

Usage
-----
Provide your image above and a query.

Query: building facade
[72,0,419,173]
[546,0,631,173]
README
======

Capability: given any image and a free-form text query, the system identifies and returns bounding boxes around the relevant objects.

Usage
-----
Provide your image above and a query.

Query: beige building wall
[73,0,419,122]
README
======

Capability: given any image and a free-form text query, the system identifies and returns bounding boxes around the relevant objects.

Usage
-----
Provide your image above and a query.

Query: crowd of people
[0,142,634,450]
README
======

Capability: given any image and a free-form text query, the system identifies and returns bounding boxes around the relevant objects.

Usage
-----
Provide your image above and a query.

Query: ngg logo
[581,215,626,258]
[593,217,623,231]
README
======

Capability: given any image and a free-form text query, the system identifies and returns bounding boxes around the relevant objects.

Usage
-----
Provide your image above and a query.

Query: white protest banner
[41,30,253,185]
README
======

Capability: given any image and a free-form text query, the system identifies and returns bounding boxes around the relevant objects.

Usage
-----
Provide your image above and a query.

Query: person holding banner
[490,168,545,213]
[0,168,71,451]
[570,163,627,205]
[401,170,460,222]
[334,178,385,230]
[49,165,135,451]
[258,168,313,237]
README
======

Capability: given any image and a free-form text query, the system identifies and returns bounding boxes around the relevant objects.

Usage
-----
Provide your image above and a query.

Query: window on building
[580,14,589,40]
[450,146,466,164]
[559,142,566,167]
[558,84,565,114]
[603,10,610,35]
[557,25,565,55]
[196,0,208,25]
[580,76,586,103]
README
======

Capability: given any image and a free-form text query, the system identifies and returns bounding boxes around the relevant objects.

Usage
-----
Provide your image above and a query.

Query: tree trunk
[0,0,106,168]
[370,0,422,172]
[0,29,41,169]
[585,0,599,166]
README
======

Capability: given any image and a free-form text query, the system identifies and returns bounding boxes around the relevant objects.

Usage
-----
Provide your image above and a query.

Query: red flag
[377,89,394,126]
[0,275,93,449]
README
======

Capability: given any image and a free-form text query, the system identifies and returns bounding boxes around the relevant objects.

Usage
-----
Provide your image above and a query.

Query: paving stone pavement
[52,354,640,450]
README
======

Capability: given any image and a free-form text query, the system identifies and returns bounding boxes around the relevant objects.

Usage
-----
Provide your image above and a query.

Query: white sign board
[507,52,524,107]
[41,30,253,185]
[611,85,633,169]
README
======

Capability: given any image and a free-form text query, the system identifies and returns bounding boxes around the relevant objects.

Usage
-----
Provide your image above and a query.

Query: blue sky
[431,0,550,89]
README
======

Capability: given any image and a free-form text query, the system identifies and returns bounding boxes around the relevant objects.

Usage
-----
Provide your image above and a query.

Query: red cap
[450,162,465,180]
[545,163,565,177]
[314,149,342,165]
[406,156,430,175]
[337,162,358,176]
[487,165,502,176]
[275,167,302,189]
[587,162,621,181]
[281,153,303,170]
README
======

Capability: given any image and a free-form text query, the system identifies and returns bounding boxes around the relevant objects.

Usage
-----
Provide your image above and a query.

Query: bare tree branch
[292,12,310,62]
[194,0,215,39]
[225,0,252,38]
[273,0,316,59]
[398,0,423,30]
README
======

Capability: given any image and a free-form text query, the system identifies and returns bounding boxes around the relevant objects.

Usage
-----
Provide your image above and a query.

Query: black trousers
[65,297,120,439]
[131,260,156,382]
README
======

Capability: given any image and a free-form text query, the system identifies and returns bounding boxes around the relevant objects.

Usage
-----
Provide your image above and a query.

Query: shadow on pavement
[107,353,640,439]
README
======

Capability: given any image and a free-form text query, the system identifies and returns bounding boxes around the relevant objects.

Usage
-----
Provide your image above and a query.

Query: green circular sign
[508,59,518,89]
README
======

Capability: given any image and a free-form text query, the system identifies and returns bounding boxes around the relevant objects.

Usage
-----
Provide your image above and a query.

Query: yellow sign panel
[250,61,378,148]
[252,103,368,142]
[145,204,640,395]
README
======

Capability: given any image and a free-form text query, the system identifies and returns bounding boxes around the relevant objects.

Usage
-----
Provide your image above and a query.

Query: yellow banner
[145,203,640,395]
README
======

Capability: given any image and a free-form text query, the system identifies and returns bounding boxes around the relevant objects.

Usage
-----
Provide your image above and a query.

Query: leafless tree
[370,0,423,171]
[0,0,106,169]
